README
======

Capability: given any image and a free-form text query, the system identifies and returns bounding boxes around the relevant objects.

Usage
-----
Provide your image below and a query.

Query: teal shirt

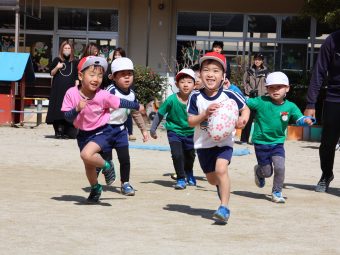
[247,96,303,144]
[158,93,194,136]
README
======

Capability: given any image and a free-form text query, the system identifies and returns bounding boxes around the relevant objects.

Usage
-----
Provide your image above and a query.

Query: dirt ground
[0,122,340,255]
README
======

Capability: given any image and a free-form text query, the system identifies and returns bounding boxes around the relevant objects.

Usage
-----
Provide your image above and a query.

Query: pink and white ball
[208,99,239,142]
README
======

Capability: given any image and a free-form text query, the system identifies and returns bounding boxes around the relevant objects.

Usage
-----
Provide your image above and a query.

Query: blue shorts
[77,124,114,153]
[196,146,233,174]
[254,143,285,166]
[167,130,194,150]
[109,124,129,148]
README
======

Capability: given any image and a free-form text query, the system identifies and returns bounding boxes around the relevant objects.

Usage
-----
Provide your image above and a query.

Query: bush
[133,66,166,105]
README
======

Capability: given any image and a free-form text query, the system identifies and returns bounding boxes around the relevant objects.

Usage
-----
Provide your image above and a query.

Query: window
[282,16,311,39]
[58,8,87,30]
[25,7,54,30]
[247,15,277,40]
[177,12,209,36]
[211,13,243,38]
[89,9,118,32]
[0,11,15,29]
[26,34,53,73]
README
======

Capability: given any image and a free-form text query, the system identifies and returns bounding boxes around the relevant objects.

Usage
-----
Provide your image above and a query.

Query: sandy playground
[0,122,340,255]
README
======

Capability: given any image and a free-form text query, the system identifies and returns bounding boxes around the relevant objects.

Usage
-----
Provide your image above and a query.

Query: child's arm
[296,116,316,126]
[188,103,220,127]
[131,110,149,142]
[64,98,87,123]
[236,105,250,129]
[149,112,164,139]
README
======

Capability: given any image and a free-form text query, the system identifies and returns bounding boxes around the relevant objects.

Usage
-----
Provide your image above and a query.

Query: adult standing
[304,30,340,192]
[46,40,78,139]
[240,53,269,144]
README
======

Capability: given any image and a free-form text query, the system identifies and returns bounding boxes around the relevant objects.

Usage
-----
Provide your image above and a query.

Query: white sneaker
[272,191,285,203]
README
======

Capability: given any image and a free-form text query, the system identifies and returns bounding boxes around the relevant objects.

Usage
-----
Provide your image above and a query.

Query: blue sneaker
[254,165,265,188]
[213,205,230,223]
[186,174,197,186]
[174,178,186,189]
[121,182,135,196]
[272,191,285,203]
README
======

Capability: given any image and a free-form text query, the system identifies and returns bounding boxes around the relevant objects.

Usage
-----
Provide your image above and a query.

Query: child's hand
[76,99,87,112]
[304,117,314,126]
[142,130,149,142]
[205,103,220,117]
[236,116,247,129]
[150,131,157,139]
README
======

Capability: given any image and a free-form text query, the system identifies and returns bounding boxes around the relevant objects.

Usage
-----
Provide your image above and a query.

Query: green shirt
[247,96,303,144]
[158,93,194,136]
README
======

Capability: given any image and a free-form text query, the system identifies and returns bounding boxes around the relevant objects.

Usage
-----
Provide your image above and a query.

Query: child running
[150,68,196,189]
[101,57,149,196]
[187,52,250,223]
[61,56,142,203]
[247,71,315,203]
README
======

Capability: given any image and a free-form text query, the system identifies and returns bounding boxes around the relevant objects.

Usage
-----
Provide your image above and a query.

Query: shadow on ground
[231,190,273,202]
[284,182,340,197]
[51,195,112,206]
[163,204,226,225]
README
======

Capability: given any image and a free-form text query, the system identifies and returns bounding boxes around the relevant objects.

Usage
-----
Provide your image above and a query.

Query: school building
[0,0,335,98]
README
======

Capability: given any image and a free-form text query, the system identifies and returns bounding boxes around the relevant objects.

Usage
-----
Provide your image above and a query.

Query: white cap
[111,57,134,74]
[78,56,108,72]
[175,68,196,82]
[265,71,289,86]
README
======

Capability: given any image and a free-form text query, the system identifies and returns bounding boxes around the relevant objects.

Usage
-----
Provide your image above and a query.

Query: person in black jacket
[304,30,340,193]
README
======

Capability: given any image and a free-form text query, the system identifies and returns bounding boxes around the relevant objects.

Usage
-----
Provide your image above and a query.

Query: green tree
[301,0,340,29]
[133,66,166,105]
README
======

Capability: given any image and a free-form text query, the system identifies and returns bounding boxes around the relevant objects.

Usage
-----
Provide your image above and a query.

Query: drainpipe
[146,0,151,66]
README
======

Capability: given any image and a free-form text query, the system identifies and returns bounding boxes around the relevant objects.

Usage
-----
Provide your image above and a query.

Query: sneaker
[121,182,135,196]
[87,184,102,203]
[103,161,116,185]
[186,174,197,186]
[213,205,230,223]
[315,174,334,193]
[271,191,286,203]
[174,178,186,189]
[254,165,265,188]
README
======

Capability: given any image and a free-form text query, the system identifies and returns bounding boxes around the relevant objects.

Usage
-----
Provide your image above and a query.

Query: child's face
[78,66,104,92]
[113,70,134,91]
[213,46,222,54]
[176,76,195,96]
[200,61,224,93]
[194,71,203,90]
[266,84,290,103]
[254,57,263,68]
[114,51,122,59]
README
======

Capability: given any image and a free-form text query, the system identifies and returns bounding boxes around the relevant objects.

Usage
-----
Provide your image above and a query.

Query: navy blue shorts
[196,146,233,174]
[254,143,285,166]
[167,130,194,150]
[77,124,114,153]
[109,124,129,148]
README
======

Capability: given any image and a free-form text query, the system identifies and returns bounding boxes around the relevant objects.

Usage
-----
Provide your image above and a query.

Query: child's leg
[115,146,130,183]
[271,156,285,192]
[183,149,196,176]
[169,141,186,180]
[206,158,230,206]
[80,141,106,185]
[256,164,273,178]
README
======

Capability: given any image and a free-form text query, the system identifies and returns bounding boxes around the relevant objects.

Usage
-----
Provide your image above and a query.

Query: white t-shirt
[187,87,246,149]
[106,84,137,125]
